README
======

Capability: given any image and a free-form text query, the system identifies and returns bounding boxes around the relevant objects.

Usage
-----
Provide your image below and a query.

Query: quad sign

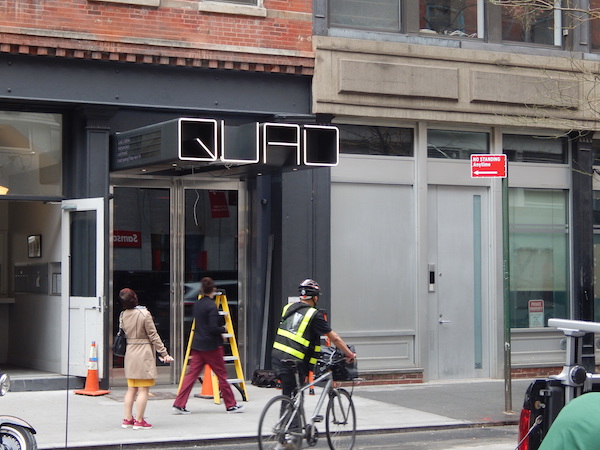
[112,118,339,173]
[471,154,507,178]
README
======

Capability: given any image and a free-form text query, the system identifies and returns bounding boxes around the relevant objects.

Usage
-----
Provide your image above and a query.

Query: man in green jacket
[538,392,600,449]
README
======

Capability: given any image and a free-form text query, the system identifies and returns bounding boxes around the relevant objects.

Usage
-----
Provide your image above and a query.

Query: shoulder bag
[112,311,127,357]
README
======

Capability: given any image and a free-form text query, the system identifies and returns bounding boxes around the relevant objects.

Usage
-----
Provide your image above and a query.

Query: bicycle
[257,349,357,450]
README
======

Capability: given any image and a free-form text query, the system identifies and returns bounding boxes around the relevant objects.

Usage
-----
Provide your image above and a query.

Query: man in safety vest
[271,279,356,399]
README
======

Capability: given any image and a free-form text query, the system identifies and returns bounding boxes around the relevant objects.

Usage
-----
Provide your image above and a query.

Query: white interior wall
[7,201,62,372]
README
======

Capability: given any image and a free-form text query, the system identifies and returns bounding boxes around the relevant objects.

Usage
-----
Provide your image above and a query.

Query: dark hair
[201,277,216,295]
[119,288,138,309]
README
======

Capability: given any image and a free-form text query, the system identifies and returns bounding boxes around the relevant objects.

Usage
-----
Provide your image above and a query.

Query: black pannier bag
[315,345,358,381]
[251,369,279,388]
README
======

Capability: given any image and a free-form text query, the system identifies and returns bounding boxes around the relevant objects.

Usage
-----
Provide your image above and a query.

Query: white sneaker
[172,406,191,415]
[226,404,245,413]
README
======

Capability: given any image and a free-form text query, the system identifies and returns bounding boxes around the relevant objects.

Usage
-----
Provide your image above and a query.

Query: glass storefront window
[509,189,569,328]
[501,3,558,45]
[593,191,600,322]
[504,134,568,164]
[427,129,488,159]
[329,0,401,31]
[338,125,413,156]
[0,111,62,197]
[419,0,479,38]
[592,138,600,166]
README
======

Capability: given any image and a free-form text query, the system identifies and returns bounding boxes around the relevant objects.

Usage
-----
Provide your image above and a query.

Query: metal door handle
[438,319,451,324]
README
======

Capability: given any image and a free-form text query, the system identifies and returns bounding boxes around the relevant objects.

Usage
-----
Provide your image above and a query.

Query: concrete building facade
[312,0,600,381]
[2,0,600,388]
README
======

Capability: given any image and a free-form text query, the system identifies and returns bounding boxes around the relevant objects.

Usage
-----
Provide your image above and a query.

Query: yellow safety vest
[273,303,321,366]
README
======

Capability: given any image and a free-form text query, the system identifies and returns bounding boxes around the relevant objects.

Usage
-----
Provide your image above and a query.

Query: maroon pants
[174,347,236,410]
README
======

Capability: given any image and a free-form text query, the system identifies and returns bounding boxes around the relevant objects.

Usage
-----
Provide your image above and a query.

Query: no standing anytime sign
[471,154,507,178]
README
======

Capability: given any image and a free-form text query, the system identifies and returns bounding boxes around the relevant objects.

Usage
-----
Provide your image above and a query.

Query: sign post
[471,154,512,413]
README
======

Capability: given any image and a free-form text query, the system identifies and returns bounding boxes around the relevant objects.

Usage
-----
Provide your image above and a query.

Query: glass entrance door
[110,177,244,385]
[112,186,172,384]
[182,187,241,354]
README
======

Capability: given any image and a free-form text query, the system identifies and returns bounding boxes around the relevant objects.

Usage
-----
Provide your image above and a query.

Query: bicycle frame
[283,368,335,440]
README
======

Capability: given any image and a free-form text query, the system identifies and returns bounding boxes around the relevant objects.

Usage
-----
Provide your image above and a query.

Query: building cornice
[0,28,314,75]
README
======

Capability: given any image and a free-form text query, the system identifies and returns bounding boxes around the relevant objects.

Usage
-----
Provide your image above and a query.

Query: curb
[58,420,520,450]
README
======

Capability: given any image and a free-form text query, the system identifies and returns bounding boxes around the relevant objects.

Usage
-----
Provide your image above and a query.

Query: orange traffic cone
[74,341,110,396]
[194,366,215,399]
[308,370,315,395]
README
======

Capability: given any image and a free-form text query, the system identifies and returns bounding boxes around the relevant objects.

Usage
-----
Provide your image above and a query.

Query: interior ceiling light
[0,185,8,195]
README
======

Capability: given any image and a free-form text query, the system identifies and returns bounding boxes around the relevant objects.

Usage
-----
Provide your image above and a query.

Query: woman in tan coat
[118,288,173,430]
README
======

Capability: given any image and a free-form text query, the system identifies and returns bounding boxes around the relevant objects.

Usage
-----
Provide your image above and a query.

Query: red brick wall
[0,0,314,73]
[512,366,565,379]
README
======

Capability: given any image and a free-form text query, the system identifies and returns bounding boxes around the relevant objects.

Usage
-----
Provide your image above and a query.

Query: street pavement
[0,378,532,449]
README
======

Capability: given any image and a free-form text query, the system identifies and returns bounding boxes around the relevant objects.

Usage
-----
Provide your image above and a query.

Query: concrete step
[9,375,84,392]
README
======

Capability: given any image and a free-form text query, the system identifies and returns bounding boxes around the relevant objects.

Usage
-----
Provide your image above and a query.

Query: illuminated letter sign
[303,125,339,166]
[262,123,301,167]
[179,119,218,161]
[220,122,260,164]
[112,118,339,173]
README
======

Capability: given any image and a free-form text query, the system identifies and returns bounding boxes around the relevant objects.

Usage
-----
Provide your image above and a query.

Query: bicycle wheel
[258,394,296,450]
[325,388,356,450]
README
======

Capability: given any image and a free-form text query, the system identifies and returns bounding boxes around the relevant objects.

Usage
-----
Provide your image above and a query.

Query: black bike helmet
[298,279,320,298]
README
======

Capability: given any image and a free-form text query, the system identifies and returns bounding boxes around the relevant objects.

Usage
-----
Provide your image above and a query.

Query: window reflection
[0,111,62,197]
[501,3,556,45]
[329,0,400,31]
[427,130,488,159]
[338,125,413,156]
[592,0,600,50]
[593,138,600,166]
[504,134,567,164]
[593,191,600,321]
[216,0,257,4]
[509,189,569,328]
[420,0,479,38]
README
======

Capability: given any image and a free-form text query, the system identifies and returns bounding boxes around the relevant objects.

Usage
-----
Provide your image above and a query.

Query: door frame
[61,197,105,377]
[427,185,490,380]
[109,174,246,384]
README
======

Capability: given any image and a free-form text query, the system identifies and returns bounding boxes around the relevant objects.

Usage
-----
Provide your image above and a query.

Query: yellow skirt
[127,379,155,388]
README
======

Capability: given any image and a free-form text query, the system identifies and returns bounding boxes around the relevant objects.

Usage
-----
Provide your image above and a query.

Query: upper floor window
[214,0,258,4]
[327,1,564,47]
[590,0,600,50]
[420,0,481,38]
[329,0,401,32]
[338,125,414,156]
[500,2,561,45]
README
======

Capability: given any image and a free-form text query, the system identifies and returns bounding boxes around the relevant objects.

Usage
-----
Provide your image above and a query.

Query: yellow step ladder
[213,291,248,404]
[178,291,248,405]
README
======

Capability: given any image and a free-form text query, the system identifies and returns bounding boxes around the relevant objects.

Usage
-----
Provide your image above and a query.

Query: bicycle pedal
[313,415,323,422]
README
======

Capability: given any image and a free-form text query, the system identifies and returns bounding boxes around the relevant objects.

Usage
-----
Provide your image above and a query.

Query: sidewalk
[0,378,530,449]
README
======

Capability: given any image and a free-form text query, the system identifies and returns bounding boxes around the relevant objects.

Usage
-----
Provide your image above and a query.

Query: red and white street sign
[471,154,507,178]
